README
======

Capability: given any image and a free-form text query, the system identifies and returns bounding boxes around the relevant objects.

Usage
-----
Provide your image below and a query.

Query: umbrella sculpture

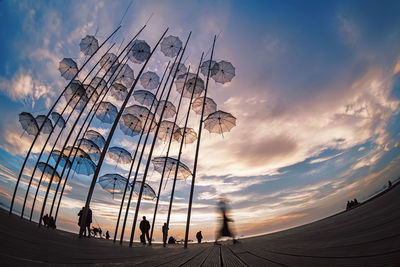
[100,52,119,70]
[78,138,101,161]
[85,130,106,149]
[51,112,66,128]
[116,64,135,88]
[110,83,128,101]
[169,62,187,77]
[175,73,196,93]
[204,110,237,134]
[192,96,217,117]
[84,84,100,104]
[99,173,130,199]
[108,146,132,168]
[211,60,236,84]
[132,181,156,200]
[36,115,53,135]
[132,90,157,107]
[65,146,96,176]
[91,77,108,91]
[119,114,142,137]
[140,71,160,90]
[125,105,156,132]
[96,102,118,124]
[19,112,39,136]
[160,35,182,58]
[156,100,176,119]
[58,58,78,80]
[51,150,72,169]
[176,76,205,98]
[152,157,192,179]
[64,80,88,110]
[129,39,151,64]
[37,162,60,183]
[173,127,197,144]
[157,120,179,142]
[200,60,219,77]
[79,35,99,56]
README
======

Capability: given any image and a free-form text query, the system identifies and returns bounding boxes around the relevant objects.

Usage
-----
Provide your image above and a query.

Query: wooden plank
[200,245,221,267]
[180,247,213,267]
[221,245,247,266]
[234,251,283,267]
[156,246,208,267]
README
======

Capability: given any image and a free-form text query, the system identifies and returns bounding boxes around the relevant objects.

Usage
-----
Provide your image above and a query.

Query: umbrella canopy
[65,146,96,175]
[140,71,160,90]
[37,162,60,183]
[160,35,182,58]
[156,100,176,119]
[108,146,132,167]
[173,127,197,144]
[200,60,219,77]
[132,90,157,107]
[192,96,217,117]
[152,156,192,179]
[96,102,118,124]
[51,150,71,169]
[79,35,99,56]
[132,181,156,200]
[91,77,108,91]
[78,138,101,161]
[175,73,196,93]
[204,110,236,134]
[170,62,187,77]
[100,53,119,70]
[85,130,105,149]
[110,83,128,101]
[51,112,66,128]
[129,40,150,64]
[157,120,178,142]
[211,60,235,84]
[19,112,39,136]
[36,115,53,134]
[116,64,134,88]
[99,173,129,199]
[64,80,88,110]
[125,105,156,132]
[59,58,78,80]
[84,84,100,103]
[176,76,205,98]
[119,114,142,137]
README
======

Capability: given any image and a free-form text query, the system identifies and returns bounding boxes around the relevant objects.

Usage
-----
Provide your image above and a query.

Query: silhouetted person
[162,223,168,247]
[346,201,351,210]
[215,198,237,244]
[388,180,392,188]
[99,228,102,238]
[42,214,49,228]
[196,231,203,243]
[168,236,176,244]
[354,198,358,205]
[78,206,92,237]
[105,230,110,240]
[48,216,56,229]
[139,216,150,245]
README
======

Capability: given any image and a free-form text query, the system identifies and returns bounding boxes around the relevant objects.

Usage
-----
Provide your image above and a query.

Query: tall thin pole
[79,28,169,237]
[184,36,216,248]
[164,53,203,247]
[119,50,181,245]
[22,44,115,220]
[149,67,191,244]
[129,32,192,247]
[9,25,121,214]
[113,61,171,243]
[50,25,147,218]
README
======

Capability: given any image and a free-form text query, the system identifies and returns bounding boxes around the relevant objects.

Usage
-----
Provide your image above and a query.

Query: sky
[1,0,400,243]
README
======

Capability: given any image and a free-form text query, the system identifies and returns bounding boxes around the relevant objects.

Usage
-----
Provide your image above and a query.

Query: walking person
[162,222,168,247]
[78,206,92,238]
[139,216,151,245]
[196,231,203,243]
[215,198,238,244]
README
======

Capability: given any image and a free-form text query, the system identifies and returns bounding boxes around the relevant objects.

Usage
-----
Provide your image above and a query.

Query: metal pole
[129,32,192,247]
[79,28,169,237]
[9,25,121,214]
[164,53,203,247]
[184,35,216,248]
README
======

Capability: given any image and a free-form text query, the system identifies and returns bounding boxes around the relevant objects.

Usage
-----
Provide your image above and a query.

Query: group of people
[346,198,359,210]
[42,214,56,229]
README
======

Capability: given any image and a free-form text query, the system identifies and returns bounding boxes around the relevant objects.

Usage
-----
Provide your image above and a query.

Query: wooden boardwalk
[0,183,399,266]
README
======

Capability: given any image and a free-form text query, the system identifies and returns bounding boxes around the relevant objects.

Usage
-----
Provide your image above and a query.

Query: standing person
[215,198,238,244]
[139,216,151,245]
[105,230,110,240]
[196,231,203,243]
[78,206,92,238]
[162,223,168,247]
